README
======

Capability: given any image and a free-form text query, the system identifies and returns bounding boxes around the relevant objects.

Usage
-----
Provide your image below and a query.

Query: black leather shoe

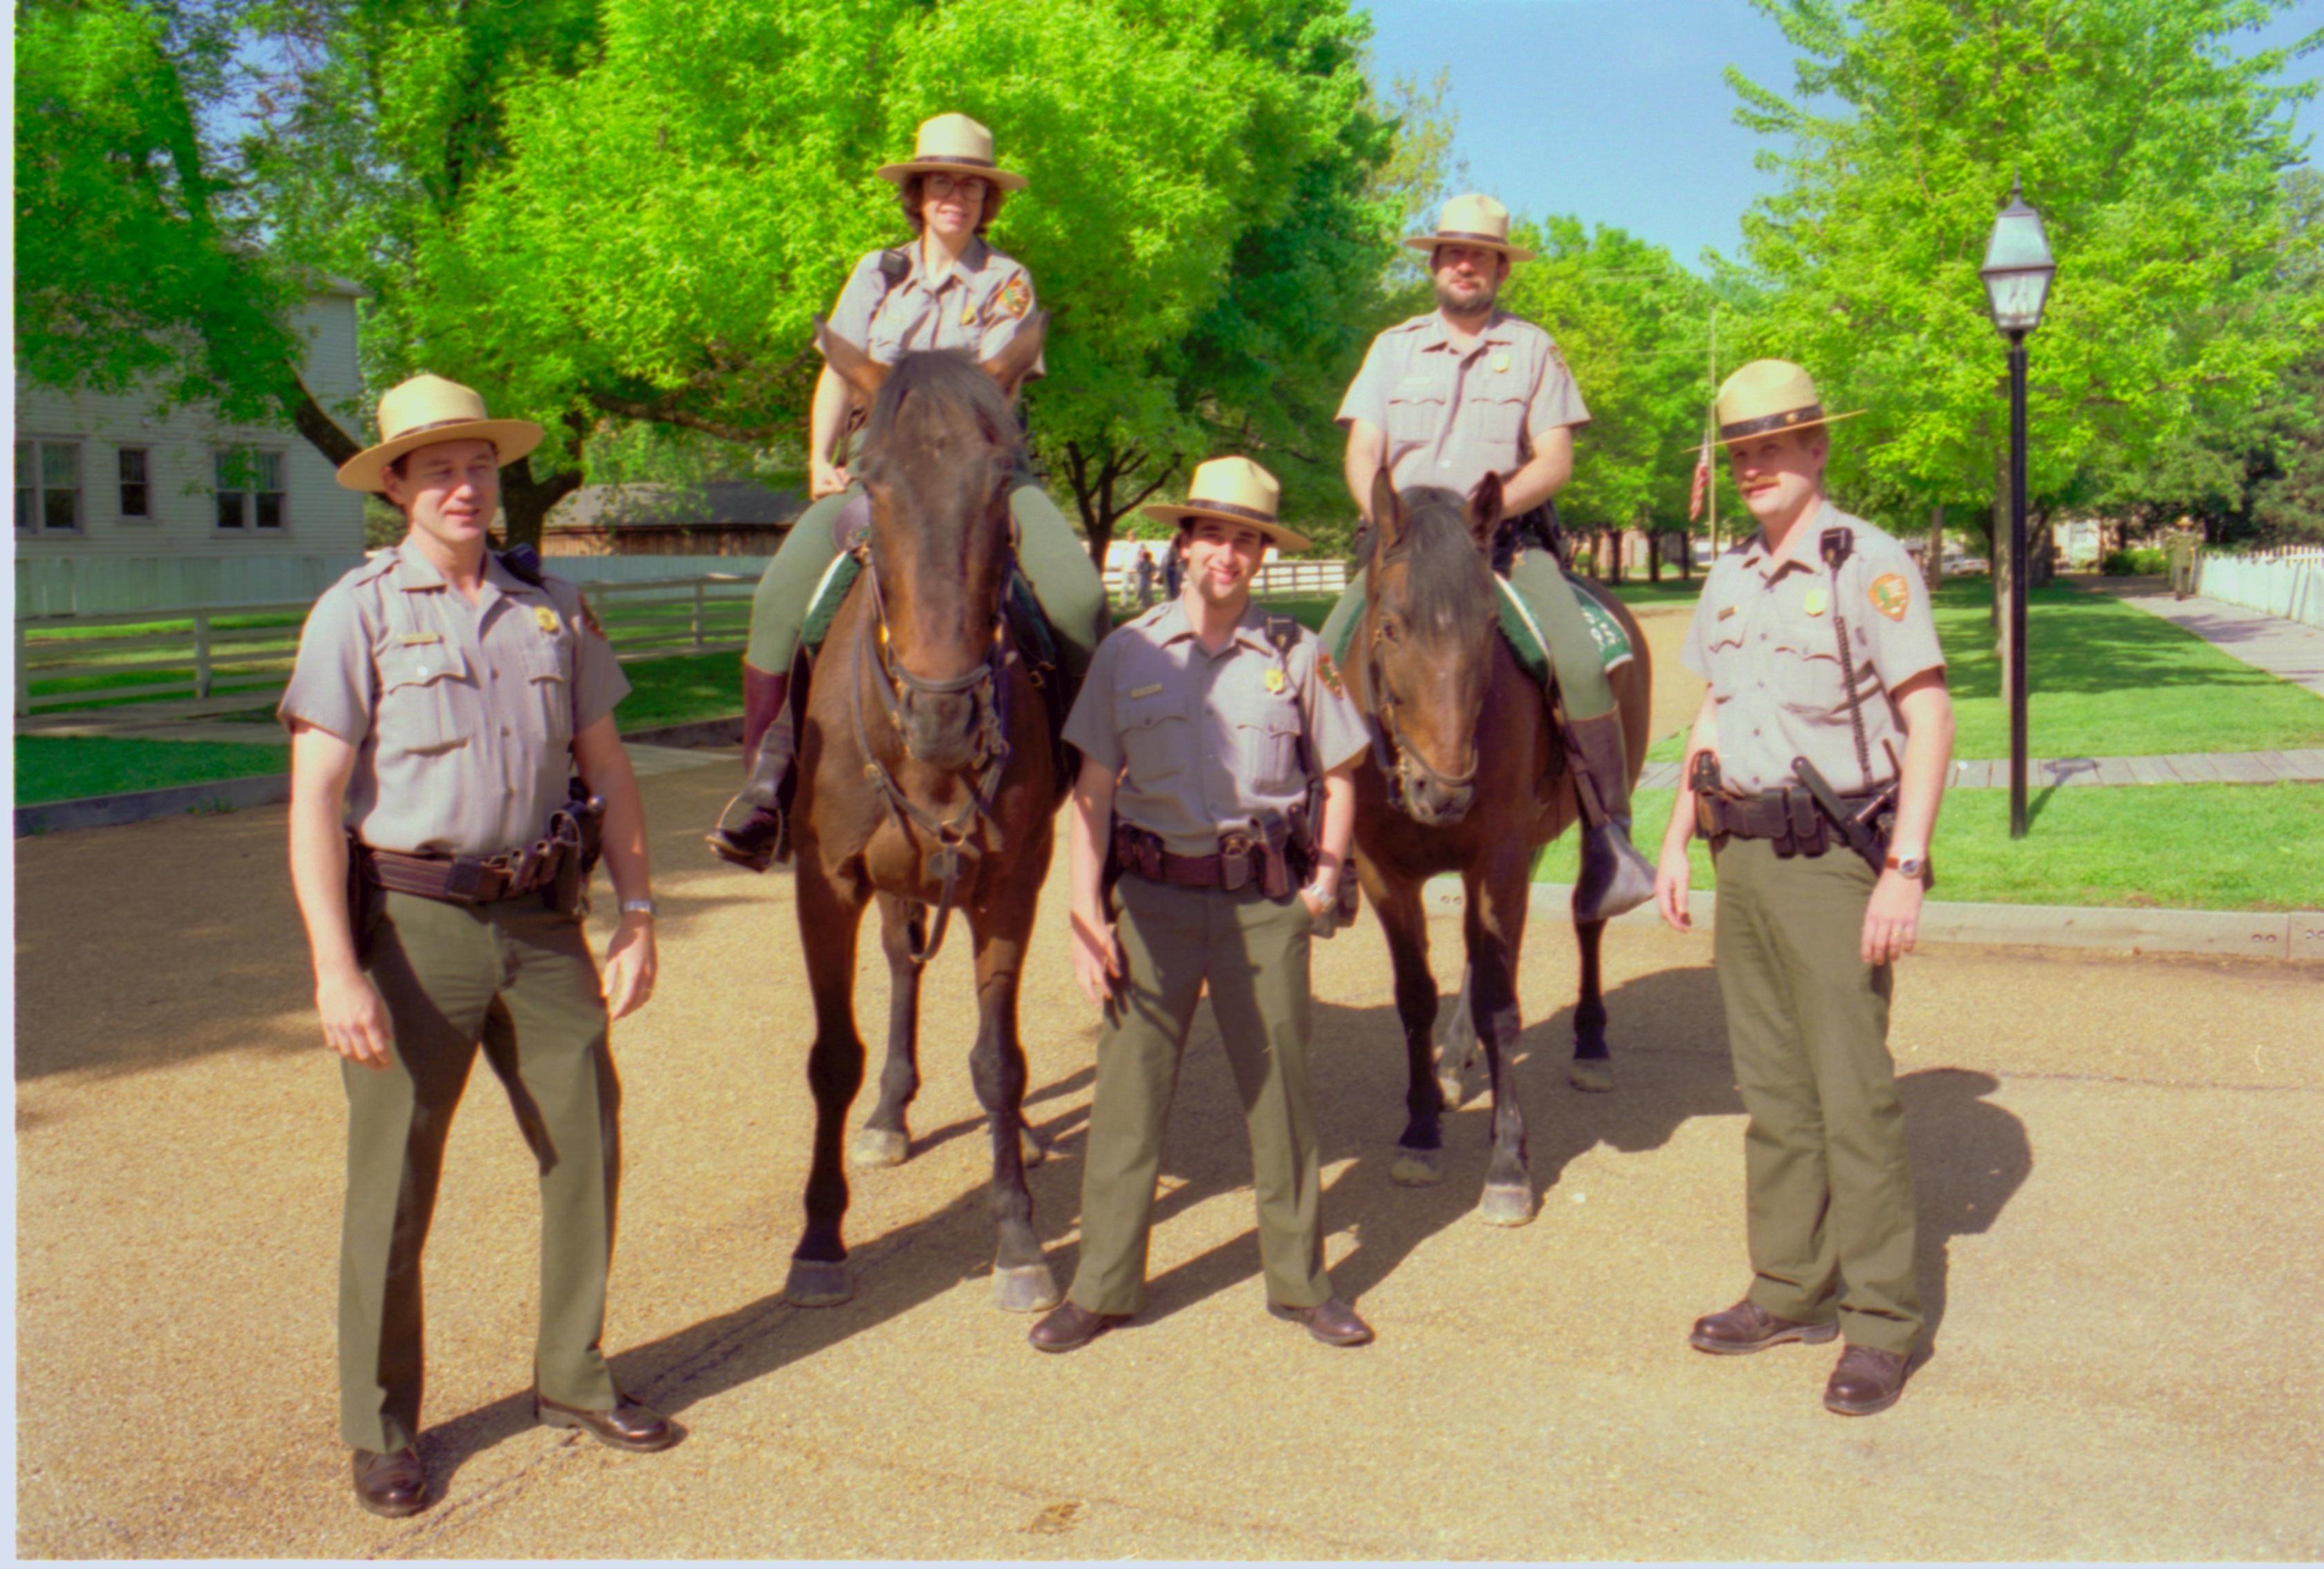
[1563,710,1654,922]
[1029,1301,1125,1353]
[1688,1298,1839,1355]
[1268,1297,1374,1347]
[351,1446,428,1518]
[534,1391,680,1452]
[706,667,795,871]
[1824,1343,1910,1415]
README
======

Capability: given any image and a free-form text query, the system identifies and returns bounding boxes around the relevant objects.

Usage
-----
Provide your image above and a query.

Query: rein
[848,546,1015,969]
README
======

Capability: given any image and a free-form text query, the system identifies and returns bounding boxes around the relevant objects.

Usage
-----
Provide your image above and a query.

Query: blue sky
[1360,0,2324,272]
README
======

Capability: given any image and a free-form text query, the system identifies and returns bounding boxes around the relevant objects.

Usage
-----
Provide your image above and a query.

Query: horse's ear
[1370,469,1405,552]
[814,316,888,404]
[982,310,1048,396]
[1469,471,1505,549]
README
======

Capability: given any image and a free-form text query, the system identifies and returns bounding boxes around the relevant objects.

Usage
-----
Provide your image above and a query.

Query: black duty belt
[354,835,572,906]
[1698,783,1896,860]
[1112,820,1304,897]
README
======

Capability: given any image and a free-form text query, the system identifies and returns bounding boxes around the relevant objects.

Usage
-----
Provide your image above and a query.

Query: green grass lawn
[1530,782,2324,912]
[13,737,292,806]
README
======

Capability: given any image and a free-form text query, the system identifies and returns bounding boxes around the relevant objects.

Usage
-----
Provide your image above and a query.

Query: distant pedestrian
[1653,359,1955,1419]
[2166,516,2200,601]
[1132,544,1157,608]
[1162,537,1183,599]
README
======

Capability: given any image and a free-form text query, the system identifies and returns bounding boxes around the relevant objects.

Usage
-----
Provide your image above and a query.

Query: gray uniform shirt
[1681,502,1945,796]
[1336,310,1590,500]
[1064,599,1370,857]
[825,239,1043,373]
[279,546,631,856]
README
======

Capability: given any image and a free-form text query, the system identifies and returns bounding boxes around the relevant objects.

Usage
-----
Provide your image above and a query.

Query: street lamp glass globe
[1979,185,2056,335]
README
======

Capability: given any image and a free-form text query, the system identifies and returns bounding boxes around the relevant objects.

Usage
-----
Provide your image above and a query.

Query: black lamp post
[1978,179,2056,841]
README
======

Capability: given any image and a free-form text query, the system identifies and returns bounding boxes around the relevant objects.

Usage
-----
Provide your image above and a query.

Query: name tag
[1130,683,1165,699]
[397,632,443,646]
[1716,606,1736,621]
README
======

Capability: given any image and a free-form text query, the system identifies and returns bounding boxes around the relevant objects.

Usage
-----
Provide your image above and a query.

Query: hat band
[1176,497,1280,528]
[1432,229,1512,246]
[1719,404,1827,442]
[381,413,497,445]
[909,152,996,169]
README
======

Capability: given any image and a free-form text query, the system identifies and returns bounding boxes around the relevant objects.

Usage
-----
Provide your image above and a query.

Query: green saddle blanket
[1327,570,1634,688]
[801,551,1057,671]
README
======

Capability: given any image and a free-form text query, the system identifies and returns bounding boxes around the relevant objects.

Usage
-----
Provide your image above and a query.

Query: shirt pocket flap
[1119,699,1184,779]
[378,641,469,691]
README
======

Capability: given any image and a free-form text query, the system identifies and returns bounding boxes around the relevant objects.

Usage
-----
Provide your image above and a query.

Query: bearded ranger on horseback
[709,112,1110,870]
[1323,193,1654,923]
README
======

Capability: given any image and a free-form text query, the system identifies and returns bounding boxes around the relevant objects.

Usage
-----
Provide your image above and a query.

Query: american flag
[1687,433,1712,522]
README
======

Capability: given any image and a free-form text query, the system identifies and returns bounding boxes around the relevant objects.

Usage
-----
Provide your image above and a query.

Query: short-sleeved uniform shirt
[279,545,631,857]
[1681,502,1945,797]
[1064,599,1370,858]
[1335,310,1590,500]
[825,239,1043,373]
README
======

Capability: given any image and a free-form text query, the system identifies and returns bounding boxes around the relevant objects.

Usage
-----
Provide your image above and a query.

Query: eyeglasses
[924,174,990,199]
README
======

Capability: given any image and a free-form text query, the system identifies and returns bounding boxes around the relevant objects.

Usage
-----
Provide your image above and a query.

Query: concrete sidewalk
[2087,574,2324,697]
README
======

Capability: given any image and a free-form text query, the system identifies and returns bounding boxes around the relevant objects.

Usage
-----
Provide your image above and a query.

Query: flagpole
[1706,303,1719,557]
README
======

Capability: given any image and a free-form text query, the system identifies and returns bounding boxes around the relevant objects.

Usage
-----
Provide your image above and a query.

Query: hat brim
[1139,501,1312,554]
[1711,408,1866,448]
[1402,234,1534,263]
[876,159,1029,192]
[337,419,547,492]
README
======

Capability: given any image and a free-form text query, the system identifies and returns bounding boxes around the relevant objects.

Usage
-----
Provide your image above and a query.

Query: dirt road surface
[15,605,2323,1559]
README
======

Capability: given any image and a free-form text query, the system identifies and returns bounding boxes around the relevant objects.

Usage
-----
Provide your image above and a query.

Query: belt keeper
[445,857,486,900]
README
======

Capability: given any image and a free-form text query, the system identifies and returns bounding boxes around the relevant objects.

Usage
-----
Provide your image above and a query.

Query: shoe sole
[1688,1319,1839,1355]
[535,1405,681,1452]
[1268,1302,1374,1347]
[354,1492,428,1519]
[1030,1324,1114,1354]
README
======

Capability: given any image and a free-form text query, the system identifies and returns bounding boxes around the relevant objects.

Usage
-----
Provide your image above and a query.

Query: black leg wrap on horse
[1563,710,1654,923]
[708,666,794,872]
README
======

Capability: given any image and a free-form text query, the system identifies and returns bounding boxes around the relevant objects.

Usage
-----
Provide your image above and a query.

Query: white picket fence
[2197,548,2324,631]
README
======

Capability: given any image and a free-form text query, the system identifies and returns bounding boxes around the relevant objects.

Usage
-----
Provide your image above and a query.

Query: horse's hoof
[1436,1069,1468,1110]
[1476,1184,1536,1227]
[992,1261,1062,1314]
[1390,1147,1445,1186]
[783,1259,854,1307]
[1568,1059,1614,1094]
[850,1127,910,1168]
[1020,1128,1048,1169]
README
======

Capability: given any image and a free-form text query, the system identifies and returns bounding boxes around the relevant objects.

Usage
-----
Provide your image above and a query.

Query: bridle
[848,534,1016,968]
[1363,569,1480,821]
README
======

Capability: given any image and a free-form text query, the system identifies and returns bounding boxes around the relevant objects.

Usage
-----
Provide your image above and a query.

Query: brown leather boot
[1563,709,1655,922]
[707,664,794,872]
[1689,1298,1839,1355]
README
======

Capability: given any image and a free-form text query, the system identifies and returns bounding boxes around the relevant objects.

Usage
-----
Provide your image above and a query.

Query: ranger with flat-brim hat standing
[282,374,679,1517]
[1326,192,1656,923]
[1030,456,1377,1355]
[1652,359,1956,1418]
[708,111,1110,872]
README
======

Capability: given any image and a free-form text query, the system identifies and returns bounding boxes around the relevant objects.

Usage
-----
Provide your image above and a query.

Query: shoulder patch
[998,273,1030,320]
[1317,650,1345,697]
[1869,572,1912,621]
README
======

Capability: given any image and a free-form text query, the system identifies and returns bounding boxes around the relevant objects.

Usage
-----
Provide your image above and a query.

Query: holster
[1218,827,1255,894]
[550,778,609,917]
[1254,812,1294,900]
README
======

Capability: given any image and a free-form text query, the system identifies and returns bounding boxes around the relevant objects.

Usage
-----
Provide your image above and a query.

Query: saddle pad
[800,550,1056,670]
[1328,570,1634,686]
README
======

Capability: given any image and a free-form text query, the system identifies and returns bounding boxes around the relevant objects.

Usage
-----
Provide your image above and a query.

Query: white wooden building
[13,277,369,614]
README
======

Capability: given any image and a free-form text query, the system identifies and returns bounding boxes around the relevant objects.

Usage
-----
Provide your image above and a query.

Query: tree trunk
[1645,508,1663,583]
[500,457,584,550]
[1924,501,1945,593]
[286,377,361,469]
[1603,528,1623,584]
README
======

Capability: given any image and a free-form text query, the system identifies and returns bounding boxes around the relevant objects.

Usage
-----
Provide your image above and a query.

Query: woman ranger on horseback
[710,112,1110,870]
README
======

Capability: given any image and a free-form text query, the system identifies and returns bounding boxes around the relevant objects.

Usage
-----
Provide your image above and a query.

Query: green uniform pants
[1710,838,1922,1356]
[340,888,621,1454]
[1070,876,1334,1316]
[746,478,1109,683]
[1318,546,1614,721]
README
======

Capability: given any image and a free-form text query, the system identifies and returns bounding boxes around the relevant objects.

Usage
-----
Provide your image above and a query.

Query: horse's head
[817,314,1047,769]
[1363,470,1505,826]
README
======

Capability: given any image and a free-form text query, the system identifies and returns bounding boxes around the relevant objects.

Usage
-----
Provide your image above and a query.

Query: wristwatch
[1883,853,1925,880]
[619,898,659,921]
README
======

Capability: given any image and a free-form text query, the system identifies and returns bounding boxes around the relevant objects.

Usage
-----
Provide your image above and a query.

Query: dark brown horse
[1348,473,1652,1225]
[779,318,1067,1313]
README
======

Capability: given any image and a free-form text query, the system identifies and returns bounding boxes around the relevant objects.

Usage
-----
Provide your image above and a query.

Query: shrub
[2101,547,2169,575]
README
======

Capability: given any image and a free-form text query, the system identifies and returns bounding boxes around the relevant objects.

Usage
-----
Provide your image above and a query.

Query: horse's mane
[1378,486,1493,632]
[859,350,1023,468]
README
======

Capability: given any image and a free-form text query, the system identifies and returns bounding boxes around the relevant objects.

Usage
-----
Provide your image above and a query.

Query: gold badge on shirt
[1803,587,1828,617]
[961,301,977,327]
[1264,668,1288,694]
[534,606,560,634]
[1492,352,1510,373]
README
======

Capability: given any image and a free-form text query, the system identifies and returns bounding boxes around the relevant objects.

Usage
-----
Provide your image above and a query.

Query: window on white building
[15,440,84,532]
[118,447,151,519]
[215,448,287,532]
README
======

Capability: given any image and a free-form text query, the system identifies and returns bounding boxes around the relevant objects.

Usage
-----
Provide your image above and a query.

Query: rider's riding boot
[1563,709,1656,923]
[707,664,794,872]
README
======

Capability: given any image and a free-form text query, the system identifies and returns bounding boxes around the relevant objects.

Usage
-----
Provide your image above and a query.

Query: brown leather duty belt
[354,839,566,905]
[1112,820,1302,897]
[1698,783,1894,859]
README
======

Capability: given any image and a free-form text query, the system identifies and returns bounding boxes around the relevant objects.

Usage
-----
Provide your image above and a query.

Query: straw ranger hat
[1713,359,1864,446]
[1140,455,1311,553]
[876,112,1028,192]
[336,374,544,492]
[1403,192,1535,263]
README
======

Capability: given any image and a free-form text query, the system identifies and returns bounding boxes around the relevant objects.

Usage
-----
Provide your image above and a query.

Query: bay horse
[779,317,1067,1314]
[1348,472,1652,1225]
